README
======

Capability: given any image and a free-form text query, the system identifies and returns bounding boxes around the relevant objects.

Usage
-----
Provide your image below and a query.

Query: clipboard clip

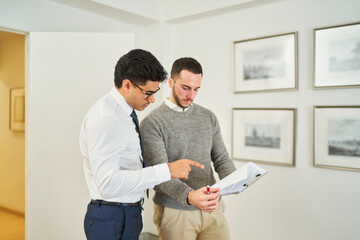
[242,173,262,188]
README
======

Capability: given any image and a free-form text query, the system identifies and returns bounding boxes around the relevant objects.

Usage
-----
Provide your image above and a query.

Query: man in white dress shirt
[79,49,203,240]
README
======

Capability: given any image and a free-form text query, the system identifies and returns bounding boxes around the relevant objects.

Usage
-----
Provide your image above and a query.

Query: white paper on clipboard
[211,162,268,196]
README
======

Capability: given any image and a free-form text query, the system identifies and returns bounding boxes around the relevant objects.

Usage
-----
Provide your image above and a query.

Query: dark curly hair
[170,57,203,80]
[114,49,168,87]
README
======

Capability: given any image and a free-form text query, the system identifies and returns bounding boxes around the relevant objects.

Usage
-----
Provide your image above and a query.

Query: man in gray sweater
[140,57,236,240]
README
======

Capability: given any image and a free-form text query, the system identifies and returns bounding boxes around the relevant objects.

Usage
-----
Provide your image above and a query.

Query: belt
[91,199,142,207]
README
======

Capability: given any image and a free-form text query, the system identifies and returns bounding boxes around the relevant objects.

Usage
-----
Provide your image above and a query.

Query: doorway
[0,29,26,239]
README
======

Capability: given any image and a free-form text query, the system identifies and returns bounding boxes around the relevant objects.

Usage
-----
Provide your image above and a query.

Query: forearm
[211,124,236,179]
[94,161,170,199]
[154,178,193,206]
[213,154,236,179]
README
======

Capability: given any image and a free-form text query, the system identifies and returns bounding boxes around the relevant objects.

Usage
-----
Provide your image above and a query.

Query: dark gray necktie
[130,110,149,198]
[130,110,145,167]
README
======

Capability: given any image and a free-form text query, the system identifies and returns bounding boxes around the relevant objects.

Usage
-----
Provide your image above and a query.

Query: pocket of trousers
[84,205,125,240]
[84,216,124,240]
[153,204,165,228]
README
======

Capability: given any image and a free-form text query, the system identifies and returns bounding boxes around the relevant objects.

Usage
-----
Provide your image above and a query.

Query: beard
[172,87,192,109]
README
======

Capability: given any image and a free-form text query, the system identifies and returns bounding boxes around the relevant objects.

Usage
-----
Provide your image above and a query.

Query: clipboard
[211,162,268,196]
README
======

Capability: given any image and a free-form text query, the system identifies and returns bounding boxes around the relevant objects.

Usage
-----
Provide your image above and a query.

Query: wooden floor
[0,210,25,240]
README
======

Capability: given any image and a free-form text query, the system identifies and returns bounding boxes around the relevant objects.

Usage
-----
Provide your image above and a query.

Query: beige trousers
[153,201,231,240]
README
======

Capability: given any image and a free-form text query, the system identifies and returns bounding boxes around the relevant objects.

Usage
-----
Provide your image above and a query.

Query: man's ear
[122,79,132,93]
[168,77,174,88]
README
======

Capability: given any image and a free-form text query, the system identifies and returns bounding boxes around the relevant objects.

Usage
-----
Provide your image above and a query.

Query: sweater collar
[165,98,192,112]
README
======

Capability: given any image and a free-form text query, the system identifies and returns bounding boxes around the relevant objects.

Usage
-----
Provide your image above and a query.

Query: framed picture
[232,108,296,166]
[9,88,25,131]
[233,32,297,93]
[313,22,360,89]
[314,106,360,172]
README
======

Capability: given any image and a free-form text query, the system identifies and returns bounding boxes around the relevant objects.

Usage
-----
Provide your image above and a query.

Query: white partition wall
[26,32,134,239]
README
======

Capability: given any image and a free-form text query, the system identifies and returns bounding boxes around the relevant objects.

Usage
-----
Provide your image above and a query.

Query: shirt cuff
[153,163,171,184]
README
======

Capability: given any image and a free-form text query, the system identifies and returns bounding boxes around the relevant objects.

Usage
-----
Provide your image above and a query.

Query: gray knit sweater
[140,102,236,210]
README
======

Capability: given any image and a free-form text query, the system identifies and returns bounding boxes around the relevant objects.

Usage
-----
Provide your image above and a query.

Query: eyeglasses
[132,82,160,100]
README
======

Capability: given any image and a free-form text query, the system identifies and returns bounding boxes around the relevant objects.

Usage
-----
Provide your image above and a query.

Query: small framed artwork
[314,106,360,172]
[233,32,297,93]
[313,22,360,89]
[10,88,25,131]
[232,108,296,166]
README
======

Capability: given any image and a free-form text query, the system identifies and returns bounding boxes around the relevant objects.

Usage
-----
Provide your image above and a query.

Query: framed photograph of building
[10,87,25,131]
[314,106,360,172]
[313,22,360,88]
[232,108,296,166]
[233,32,297,93]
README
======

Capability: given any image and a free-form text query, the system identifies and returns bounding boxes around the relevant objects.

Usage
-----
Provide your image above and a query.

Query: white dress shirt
[80,87,170,203]
[165,98,192,112]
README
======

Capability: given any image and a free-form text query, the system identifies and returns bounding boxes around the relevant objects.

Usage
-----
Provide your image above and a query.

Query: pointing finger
[187,160,204,169]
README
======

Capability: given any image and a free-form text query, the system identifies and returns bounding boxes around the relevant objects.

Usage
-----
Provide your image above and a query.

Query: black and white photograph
[328,39,360,73]
[245,123,281,149]
[314,106,360,171]
[314,22,360,88]
[233,32,297,93]
[232,108,296,166]
[328,118,360,157]
[243,47,285,80]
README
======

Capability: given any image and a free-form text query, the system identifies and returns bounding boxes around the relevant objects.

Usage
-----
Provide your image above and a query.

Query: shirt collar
[165,98,191,112]
[111,87,133,115]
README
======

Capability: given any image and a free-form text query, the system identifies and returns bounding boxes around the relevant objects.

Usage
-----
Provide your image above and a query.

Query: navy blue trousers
[84,201,143,240]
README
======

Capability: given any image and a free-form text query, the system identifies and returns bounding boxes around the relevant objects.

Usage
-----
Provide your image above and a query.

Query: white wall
[1,0,360,239]
[153,0,360,239]
[27,32,134,240]
[0,0,141,36]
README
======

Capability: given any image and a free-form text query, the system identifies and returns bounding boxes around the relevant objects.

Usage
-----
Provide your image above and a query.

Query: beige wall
[0,31,25,213]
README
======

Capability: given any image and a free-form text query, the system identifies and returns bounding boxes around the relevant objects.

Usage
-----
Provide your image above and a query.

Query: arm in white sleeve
[85,116,170,199]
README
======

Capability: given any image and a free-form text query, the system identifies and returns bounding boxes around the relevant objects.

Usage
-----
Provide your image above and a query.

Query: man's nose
[147,94,155,103]
[187,91,195,100]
